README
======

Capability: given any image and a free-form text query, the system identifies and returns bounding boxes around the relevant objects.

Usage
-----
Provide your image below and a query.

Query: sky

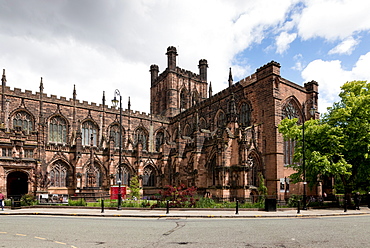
[0,0,370,115]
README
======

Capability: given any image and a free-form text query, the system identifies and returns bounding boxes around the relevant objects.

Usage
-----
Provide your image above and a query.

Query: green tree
[129,175,141,200]
[324,81,370,193]
[258,172,267,202]
[279,118,351,189]
[279,81,370,195]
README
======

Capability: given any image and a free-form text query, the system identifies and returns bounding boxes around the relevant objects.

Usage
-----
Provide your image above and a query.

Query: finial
[228,67,233,87]
[102,91,106,105]
[1,69,6,85]
[73,84,77,99]
[39,77,44,92]
[209,81,213,97]
[128,96,131,110]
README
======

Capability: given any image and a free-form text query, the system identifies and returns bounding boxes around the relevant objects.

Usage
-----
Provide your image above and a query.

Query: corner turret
[166,46,178,71]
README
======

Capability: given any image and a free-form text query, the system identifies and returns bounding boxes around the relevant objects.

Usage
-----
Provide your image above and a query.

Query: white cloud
[291,54,304,71]
[301,52,370,113]
[0,0,300,113]
[296,0,370,41]
[0,0,369,116]
[276,32,297,54]
[328,36,360,55]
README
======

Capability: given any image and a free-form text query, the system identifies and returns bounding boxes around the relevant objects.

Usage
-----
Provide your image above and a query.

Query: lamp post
[112,89,122,210]
[302,101,316,210]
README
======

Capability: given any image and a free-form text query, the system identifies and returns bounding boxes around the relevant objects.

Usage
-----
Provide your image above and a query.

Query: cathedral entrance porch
[7,171,29,198]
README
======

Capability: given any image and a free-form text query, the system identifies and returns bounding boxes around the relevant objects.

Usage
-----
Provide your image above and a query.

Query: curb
[1,211,369,218]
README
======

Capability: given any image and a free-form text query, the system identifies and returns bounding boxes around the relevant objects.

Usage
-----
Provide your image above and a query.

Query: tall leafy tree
[279,81,370,194]
[324,81,370,192]
[279,118,351,189]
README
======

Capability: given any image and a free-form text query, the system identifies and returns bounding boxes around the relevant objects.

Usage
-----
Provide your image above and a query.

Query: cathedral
[0,46,320,202]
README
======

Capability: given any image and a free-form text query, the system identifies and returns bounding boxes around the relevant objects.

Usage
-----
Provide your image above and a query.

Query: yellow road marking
[35,236,46,240]
[0,232,7,234]
[16,233,27,236]
[54,241,67,245]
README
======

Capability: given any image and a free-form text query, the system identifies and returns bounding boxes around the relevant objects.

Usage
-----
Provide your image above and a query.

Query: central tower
[150,46,208,117]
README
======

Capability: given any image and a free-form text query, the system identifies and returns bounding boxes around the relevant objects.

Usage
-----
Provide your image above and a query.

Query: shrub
[151,184,198,208]
[21,194,36,206]
[68,198,86,206]
[129,176,141,200]
[287,194,302,207]
[195,197,216,208]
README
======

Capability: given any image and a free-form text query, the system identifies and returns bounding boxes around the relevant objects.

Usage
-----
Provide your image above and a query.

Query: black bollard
[235,200,239,215]
[101,199,104,213]
[344,198,347,212]
[297,200,300,214]
[166,200,169,214]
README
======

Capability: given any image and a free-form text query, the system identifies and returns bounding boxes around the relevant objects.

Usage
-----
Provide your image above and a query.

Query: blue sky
[0,0,369,114]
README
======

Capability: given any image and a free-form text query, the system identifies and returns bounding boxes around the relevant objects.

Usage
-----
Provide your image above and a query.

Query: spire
[209,81,213,98]
[73,84,77,100]
[102,91,106,105]
[1,69,6,86]
[39,77,44,92]
[228,67,233,87]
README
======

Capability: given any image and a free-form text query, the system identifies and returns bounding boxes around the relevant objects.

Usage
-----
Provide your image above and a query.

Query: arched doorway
[7,171,29,197]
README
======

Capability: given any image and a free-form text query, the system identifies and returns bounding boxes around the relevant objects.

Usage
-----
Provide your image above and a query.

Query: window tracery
[50,161,68,187]
[135,128,148,150]
[143,166,155,186]
[239,103,251,127]
[49,116,67,143]
[12,111,33,133]
[82,121,97,146]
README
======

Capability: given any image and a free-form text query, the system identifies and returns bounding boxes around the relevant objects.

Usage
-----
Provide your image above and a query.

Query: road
[0,215,369,247]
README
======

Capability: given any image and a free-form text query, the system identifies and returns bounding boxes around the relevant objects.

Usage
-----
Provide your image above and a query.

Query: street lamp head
[117,180,122,185]
[309,106,317,116]
[112,96,119,108]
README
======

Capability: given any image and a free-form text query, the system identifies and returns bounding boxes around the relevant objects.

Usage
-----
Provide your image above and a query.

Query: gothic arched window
[249,155,257,186]
[135,127,148,150]
[49,116,67,144]
[155,131,164,152]
[110,124,123,148]
[192,91,199,106]
[50,161,68,187]
[82,121,98,146]
[282,101,299,165]
[12,111,33,133]
[183,124,191,137]
[199,118,206,130]
[282,102,299,120]
[143,165,155,187]
[239,103,251,127]
[180,89,187,111]
[216,110,226,128]
[117,165,131,186]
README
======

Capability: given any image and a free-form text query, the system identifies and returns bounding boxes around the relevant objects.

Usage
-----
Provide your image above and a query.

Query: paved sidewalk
[1,207,370,218]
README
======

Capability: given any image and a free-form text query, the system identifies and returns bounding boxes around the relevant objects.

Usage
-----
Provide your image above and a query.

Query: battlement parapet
[237,73,257,86]
[256,60,281,80]
[152,66,202,86]
[175,67,200,80]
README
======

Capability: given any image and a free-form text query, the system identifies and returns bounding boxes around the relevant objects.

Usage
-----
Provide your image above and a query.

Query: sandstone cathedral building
[0,46,321,202]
